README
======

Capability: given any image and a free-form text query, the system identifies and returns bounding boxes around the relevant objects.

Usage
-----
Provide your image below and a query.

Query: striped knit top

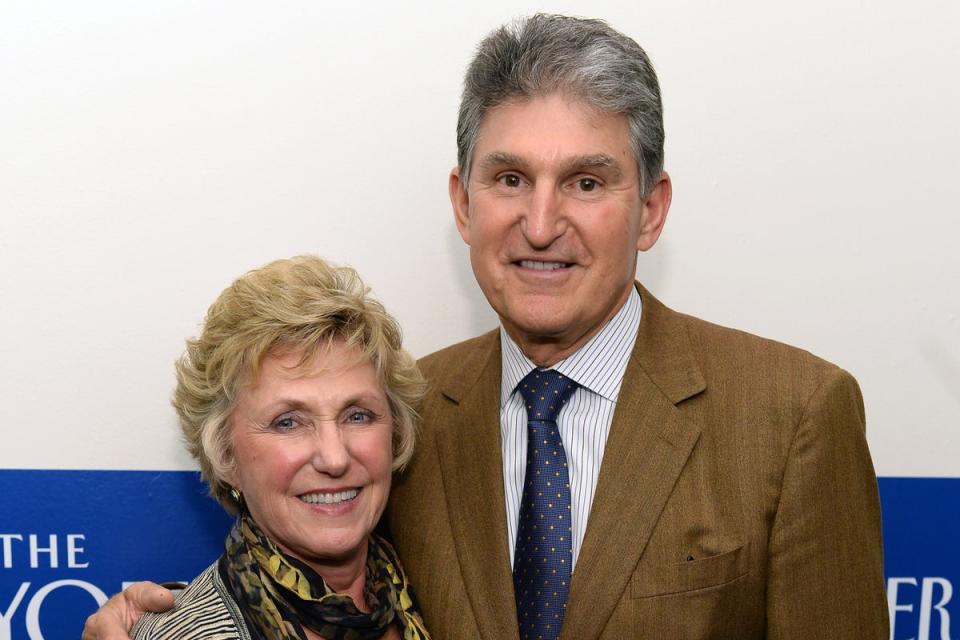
[131,562,251,640]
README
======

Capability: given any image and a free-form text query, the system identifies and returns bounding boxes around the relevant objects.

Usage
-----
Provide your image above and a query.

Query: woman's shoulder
[131,562,250,640]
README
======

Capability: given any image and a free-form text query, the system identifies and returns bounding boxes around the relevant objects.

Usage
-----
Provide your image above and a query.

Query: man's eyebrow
[476,151,626,180]
[566,154,623,180]
[478,151,527,171]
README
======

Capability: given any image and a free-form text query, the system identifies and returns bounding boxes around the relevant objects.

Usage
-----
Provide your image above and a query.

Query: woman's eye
[498,174,522,188]
[345,410,372,424]
[271,415,299,431]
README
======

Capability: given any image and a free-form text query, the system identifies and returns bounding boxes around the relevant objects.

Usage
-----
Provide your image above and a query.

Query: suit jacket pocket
[629,543,748,598]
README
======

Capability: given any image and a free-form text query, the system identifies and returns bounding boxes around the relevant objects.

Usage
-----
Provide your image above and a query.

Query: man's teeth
[520,260,569,270]
[299,489,359,505]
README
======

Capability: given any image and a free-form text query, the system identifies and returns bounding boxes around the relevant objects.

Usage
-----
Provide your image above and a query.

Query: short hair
[173,255,425,513]
[457,13,664,197]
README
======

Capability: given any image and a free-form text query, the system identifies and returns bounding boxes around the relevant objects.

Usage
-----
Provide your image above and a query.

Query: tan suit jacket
[388,284,888,639]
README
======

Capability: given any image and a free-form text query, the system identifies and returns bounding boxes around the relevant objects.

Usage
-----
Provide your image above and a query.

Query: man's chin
[500,311,584,355]
[499,306,570,338]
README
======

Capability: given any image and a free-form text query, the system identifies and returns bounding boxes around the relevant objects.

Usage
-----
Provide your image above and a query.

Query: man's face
[451,93,670,365]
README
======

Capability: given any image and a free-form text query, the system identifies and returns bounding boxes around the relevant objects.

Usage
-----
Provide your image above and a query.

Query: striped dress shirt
[500,287,642,570]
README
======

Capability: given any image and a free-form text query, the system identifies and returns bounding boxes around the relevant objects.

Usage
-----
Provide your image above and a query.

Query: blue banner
[1,471,956,639]
[880,477,959,640]
[0,471,231,639]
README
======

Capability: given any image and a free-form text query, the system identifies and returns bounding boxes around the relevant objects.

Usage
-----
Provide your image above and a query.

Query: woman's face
[225,342,393,572]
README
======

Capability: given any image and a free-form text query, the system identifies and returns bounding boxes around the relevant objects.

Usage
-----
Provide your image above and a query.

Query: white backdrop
[1,0,958,478]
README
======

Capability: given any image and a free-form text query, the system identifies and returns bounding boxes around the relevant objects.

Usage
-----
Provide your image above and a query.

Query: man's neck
[510,329,602,367]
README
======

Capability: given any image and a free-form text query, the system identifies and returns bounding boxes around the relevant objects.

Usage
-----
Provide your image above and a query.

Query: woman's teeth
[299,489,359,505]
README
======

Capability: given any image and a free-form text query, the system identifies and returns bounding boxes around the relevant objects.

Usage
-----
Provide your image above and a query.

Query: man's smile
[517,259,573,271]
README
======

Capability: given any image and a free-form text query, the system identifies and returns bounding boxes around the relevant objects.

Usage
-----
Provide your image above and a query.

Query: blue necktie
[513,368,579,640]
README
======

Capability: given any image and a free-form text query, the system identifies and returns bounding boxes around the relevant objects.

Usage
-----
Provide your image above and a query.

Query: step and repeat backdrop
[2,1,958,638]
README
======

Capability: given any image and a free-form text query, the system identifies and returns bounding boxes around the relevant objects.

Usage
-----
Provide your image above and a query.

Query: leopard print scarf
[218,515,430,640]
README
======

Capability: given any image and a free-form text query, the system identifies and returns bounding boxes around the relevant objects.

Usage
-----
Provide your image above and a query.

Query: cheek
[357,431,395,481]
[587,224,636,267]
[234,439,304,493]
[467,225,494,259]
[468,202,511,250]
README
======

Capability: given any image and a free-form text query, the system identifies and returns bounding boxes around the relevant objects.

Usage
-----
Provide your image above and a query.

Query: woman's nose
[310,425,351,476]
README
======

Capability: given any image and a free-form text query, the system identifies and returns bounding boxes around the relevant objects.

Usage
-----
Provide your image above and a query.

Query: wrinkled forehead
[472,94,634,173]
[474,91,631,152]
[243,339,374,389]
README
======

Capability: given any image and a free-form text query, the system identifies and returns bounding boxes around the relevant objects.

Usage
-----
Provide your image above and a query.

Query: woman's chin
[281,525,370,570]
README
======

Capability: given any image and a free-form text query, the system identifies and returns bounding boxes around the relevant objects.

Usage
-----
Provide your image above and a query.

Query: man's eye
[498,174,522,188]
[578,178,599,192]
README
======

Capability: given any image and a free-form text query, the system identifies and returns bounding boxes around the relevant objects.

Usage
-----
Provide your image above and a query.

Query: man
[84,14,888,639]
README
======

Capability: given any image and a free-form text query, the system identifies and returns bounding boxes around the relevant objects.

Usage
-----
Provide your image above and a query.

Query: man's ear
[449,167,472,245]
[636,171,672,252]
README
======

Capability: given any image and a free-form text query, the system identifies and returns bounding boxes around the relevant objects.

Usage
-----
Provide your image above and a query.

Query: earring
[230,487,243,504]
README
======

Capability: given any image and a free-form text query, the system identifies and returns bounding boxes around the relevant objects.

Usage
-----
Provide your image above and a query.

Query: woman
[133,255,430,640]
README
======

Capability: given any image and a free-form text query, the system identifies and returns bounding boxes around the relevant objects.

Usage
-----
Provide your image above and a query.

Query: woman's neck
[316,559,369,611]
[296,546,373,640]
[281,541,369,612]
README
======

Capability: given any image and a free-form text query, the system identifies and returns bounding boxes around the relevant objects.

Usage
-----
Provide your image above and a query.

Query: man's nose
[521,183,566,249]
[310,424,351,477]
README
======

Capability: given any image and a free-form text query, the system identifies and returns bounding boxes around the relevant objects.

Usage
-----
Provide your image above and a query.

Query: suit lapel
[562,285,707,640]
[434,333,521,640]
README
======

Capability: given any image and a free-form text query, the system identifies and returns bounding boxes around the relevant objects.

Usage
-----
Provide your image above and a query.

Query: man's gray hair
[457,14,664,197]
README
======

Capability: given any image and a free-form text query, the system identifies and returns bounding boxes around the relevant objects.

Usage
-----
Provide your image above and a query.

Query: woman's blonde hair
[173,255,425,512]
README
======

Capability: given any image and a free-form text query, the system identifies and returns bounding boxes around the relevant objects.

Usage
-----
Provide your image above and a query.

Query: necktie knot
[517,368,578,423]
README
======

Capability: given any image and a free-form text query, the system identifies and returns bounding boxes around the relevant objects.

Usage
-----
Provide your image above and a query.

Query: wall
[1,1,957,637]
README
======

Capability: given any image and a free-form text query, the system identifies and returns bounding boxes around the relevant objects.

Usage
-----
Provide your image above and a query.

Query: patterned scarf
[218,515,430,640]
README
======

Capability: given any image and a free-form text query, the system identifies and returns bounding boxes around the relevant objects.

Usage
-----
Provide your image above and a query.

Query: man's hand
[81,581,175,640]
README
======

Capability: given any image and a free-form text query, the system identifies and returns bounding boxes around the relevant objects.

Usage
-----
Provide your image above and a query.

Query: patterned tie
[513,368,579,640]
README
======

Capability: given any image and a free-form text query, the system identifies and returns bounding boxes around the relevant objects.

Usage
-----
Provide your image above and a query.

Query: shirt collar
[500,286,642,407]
